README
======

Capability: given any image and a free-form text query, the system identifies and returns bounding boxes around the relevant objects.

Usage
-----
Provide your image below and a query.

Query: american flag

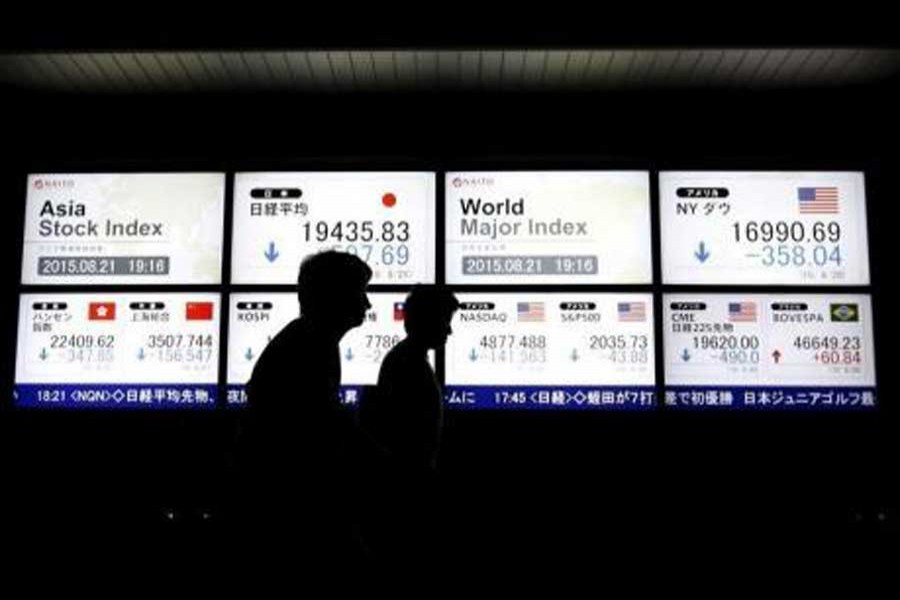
[728,302,757,322]
[798,187,839,214]
[517,302,545,322]
[617,301,646,322]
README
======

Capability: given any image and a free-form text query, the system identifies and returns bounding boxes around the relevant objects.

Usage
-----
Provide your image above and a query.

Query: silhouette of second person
[361,286,459,472]
[358,286,459,560]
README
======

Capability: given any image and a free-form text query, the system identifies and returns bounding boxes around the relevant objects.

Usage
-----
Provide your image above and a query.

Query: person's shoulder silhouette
[246,250,371,420]
[360,286,459,471]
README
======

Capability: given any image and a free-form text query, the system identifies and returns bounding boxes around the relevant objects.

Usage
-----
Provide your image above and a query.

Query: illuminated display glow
[11,170,877,411]
[664,294,876,409]
[445,171,652,284]
[231,172,436,284]
[226,292,432,406]
[660,172,870,285]
[444,293,656,410]
[14,293,221,409]
[21,173,226,285]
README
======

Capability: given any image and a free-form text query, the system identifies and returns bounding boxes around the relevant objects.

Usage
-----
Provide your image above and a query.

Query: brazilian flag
[830,303,859,322]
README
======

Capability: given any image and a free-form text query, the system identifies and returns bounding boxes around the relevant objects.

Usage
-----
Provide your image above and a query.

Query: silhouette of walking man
[237,250,378,565]
[359,285,459,559]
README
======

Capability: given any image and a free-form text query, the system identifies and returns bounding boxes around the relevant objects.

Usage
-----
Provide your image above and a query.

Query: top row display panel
[444,171,652,284]
[659,171,869,285]
[22,173,226,285]
[21,171,870,286]
[231,172,436,284]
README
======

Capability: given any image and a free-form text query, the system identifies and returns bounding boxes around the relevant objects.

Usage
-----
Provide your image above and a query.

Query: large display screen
[11,169,877,412]
[226,292,431,406]
[21,173,226,284]
[231,172,435,284]
[660,172,870,285]
[14,293,221,409]
[664,294,876,409]
[445,172,652,284]
[444,293,656,410]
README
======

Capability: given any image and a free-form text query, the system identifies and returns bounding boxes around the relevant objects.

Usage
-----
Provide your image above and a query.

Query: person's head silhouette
[297,250,372,338]
[401,286,460,350]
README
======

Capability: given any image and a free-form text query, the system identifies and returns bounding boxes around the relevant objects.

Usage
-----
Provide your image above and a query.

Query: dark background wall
[0,83,896,565]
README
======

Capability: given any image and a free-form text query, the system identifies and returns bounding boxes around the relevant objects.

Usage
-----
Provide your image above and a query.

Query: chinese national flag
[186,302,214,321]
[88,302,116,320]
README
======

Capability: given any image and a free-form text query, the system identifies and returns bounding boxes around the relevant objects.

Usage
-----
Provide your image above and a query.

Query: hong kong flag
[88,302,116,320]
[186,302,214,321]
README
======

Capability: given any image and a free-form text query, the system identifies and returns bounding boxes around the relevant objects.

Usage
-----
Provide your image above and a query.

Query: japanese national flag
[186,301,214,321]
[88,302,116,320]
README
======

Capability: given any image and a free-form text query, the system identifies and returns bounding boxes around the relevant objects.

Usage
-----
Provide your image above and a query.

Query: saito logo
[452,176,495,188]
[32,177,75,191]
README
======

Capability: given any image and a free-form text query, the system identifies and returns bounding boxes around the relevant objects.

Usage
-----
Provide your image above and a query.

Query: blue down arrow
[264,241,280,263]
[694,241,710,263]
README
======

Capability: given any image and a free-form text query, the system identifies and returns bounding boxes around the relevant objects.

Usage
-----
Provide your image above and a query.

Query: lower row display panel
[13,292,876,410]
